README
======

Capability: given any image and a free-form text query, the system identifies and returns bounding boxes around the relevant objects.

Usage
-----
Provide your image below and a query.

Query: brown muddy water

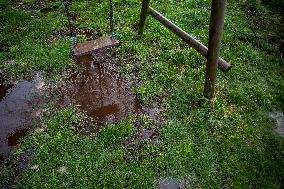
[59,53,144,127]
[0,72,45,162]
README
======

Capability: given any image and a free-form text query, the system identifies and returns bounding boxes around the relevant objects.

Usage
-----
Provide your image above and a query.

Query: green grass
[16,109,160,188]
[0,0,72,78]
[1,0,284,188]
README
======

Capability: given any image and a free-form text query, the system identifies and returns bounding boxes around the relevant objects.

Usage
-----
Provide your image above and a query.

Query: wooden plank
[147,7,231,72]
[204,0,227,99]
[73,36,119,56]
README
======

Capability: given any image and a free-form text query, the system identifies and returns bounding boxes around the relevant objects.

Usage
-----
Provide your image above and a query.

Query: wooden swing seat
[73,36,119,56]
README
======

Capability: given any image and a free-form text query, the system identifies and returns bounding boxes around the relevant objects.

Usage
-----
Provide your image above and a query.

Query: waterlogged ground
[0,0,284,188]
[60,53,143,126]
[0,72,45,162]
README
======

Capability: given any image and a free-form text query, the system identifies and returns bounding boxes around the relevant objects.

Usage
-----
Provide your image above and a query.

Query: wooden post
[138,0,150,34]
[147,7,231,72]
[204,0,227,99]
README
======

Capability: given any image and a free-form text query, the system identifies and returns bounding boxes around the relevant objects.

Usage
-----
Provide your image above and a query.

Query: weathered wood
[138,0,150,34]
[73,37,120,56]
[109,0,114,32]
[204,0,227,99]
[147,7,231,72]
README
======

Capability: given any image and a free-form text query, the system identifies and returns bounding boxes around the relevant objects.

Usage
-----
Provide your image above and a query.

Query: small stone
[35,81,45,90]
[8,58,15,65]
[58,166,68,174]
[30,165,39,170]
[32,109,43,118]
[34,128,44,133]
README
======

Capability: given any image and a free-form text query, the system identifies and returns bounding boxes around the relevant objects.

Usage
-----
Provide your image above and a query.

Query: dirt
[58,53,143,127]
[39,6,58,13]
[47,29,99,43]
[0,45,9,53]
[0,72,46,163]
[51,49,166,147]
[1,149,33,189]
[15,0,60,14]
[0,78,12,100]
[7,128,30,147]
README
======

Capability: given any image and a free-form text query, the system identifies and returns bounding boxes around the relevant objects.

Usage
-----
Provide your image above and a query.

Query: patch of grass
[0,0,72,79]
[0,164,13,188]
[99,118,136,146]
[16,108,161,188]
[64,0,284,187]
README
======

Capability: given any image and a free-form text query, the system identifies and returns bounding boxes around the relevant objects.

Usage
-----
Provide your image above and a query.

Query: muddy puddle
[56,0,144,126]
[59,53,144,126]
[0,72,45,162]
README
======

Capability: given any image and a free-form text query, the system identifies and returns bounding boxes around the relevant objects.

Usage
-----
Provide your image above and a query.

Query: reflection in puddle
[7,128,29,146]
[0,73,45,161]
[60,53,143,126]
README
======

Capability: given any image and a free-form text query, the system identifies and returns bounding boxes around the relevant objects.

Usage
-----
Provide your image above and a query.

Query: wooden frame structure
[138,0,229,99]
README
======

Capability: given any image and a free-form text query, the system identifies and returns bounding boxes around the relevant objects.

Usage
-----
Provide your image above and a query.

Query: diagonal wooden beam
[147,7,231,72]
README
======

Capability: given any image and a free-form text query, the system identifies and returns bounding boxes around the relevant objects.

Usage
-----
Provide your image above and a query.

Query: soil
[0,46,9,53]
[58,52,144,127]
[50,49,166,146]
[47,29,99,44]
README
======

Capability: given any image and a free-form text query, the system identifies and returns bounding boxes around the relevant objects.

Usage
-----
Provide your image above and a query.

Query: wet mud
[59,53,143,127]
[76,29,99,40]
[1,149,33,189]
[0,45,9,53]
[57,0,144,126]
[47,29,99,43]
[39,6,58,13]
[14,0,62,16]
[0,72,45,162]
[0,77,12,101]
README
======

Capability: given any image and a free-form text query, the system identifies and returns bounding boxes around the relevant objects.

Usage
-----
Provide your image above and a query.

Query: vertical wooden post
[109,0,114,33]
[204,0,227,99]
[138,0,150,34]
